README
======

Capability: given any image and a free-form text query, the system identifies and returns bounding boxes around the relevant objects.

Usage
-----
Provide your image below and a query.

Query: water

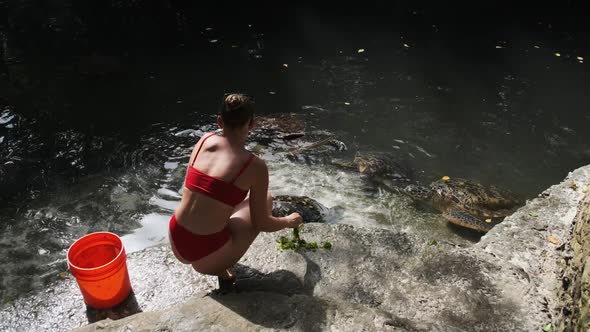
[1,2,590,305]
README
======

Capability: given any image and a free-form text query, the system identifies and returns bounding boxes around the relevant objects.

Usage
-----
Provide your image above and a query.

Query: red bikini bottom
[169,214,231,262]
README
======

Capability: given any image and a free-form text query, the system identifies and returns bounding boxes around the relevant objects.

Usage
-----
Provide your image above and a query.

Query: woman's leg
[191,192,273,278]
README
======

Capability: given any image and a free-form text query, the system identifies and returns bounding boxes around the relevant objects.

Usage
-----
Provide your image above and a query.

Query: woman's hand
[286,212,303,228]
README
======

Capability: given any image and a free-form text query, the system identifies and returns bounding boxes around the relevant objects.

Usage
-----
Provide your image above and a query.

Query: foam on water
[148,195,179,212]
[121,213,170,253]
[268,160,394,229]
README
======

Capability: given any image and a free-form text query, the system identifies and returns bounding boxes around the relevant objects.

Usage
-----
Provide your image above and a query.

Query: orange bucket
[67,232,132,309]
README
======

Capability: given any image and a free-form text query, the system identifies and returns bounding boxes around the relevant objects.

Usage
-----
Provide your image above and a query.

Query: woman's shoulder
[202,131,221,139]
[248,154,267,173]
[195,131,219,144]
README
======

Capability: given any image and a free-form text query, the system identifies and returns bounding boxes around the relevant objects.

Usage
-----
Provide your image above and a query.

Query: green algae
[276,225,332,251]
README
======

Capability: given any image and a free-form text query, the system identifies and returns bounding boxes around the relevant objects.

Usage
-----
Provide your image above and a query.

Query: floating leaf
[209,39,218,43]
[577,56,584,61]
[344,102,350,105]
[485,219,492,223]
[547,236,560,245]
[543,323,554,332]
[528,211,539,217]
[570,182,578,190]
[554,53,561,57]
[403,43,410,48]
[357,48,365,53]
[442,176,450,181]
[282,64,289,68]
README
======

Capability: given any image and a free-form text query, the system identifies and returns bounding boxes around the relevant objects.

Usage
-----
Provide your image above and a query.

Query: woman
[168,93,303,289]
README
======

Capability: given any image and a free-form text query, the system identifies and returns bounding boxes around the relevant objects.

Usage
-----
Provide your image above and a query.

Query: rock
[1,164,589,332]
[553,185,590,331]
[272,195,329,223]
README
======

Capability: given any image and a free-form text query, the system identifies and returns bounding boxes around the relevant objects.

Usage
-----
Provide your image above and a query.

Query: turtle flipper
[442,209,493,233]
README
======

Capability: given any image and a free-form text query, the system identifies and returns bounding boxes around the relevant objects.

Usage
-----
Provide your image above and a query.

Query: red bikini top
[185,133,254,207]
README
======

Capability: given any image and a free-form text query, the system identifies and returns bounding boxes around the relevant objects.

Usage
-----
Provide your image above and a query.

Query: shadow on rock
[445,222,484,242]
[209,253,326,330]
[413,251,521,331]
[85,289,142,324]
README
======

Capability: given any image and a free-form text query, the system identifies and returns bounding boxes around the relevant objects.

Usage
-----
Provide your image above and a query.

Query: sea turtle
[272,195,329,223]
[285,134,347,164]
[248,114,308,155]
[329,151,415,190]
[252,114,305,141]
[402,177,523,232]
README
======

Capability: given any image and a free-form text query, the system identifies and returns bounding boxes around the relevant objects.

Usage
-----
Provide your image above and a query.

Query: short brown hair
[220,93,255,128]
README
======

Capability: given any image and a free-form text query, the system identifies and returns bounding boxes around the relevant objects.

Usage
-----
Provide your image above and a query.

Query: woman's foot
[217,269,236,292]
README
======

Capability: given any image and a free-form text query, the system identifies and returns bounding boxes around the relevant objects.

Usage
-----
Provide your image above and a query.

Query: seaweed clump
[276,225,332,251]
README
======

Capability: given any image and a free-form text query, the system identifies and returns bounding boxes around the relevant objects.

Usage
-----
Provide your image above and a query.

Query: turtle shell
[429,178,522,219]
[272,195,328,223]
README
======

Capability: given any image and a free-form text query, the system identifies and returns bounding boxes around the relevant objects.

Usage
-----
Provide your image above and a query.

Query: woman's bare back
[174,133,256,234]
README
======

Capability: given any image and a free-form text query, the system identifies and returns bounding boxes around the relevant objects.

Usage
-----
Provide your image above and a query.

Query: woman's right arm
[249,159,302,232]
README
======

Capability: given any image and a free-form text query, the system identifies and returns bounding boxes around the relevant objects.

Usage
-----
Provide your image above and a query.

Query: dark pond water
[1,2,589,305]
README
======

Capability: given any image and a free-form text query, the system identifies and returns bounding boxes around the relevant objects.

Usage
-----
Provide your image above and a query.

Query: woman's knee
[191,262,218,276]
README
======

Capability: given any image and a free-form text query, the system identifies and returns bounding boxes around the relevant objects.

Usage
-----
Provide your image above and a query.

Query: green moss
[276,225,332,251]
[3,295,14,305]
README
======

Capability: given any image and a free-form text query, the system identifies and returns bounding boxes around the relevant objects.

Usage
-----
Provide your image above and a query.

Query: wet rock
[0,160,23,189]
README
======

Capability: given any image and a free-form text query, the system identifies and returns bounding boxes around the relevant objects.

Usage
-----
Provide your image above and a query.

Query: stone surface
[1,165,589,332]
[555,184,590,331]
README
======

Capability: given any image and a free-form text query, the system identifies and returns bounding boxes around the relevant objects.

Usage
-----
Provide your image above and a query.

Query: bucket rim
[67,231,125,272]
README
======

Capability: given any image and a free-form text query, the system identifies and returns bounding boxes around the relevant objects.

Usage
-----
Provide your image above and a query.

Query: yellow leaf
[547,236,560,245]
[442,176,450,181]
[485,219,492,223]
[570,182,578,190]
